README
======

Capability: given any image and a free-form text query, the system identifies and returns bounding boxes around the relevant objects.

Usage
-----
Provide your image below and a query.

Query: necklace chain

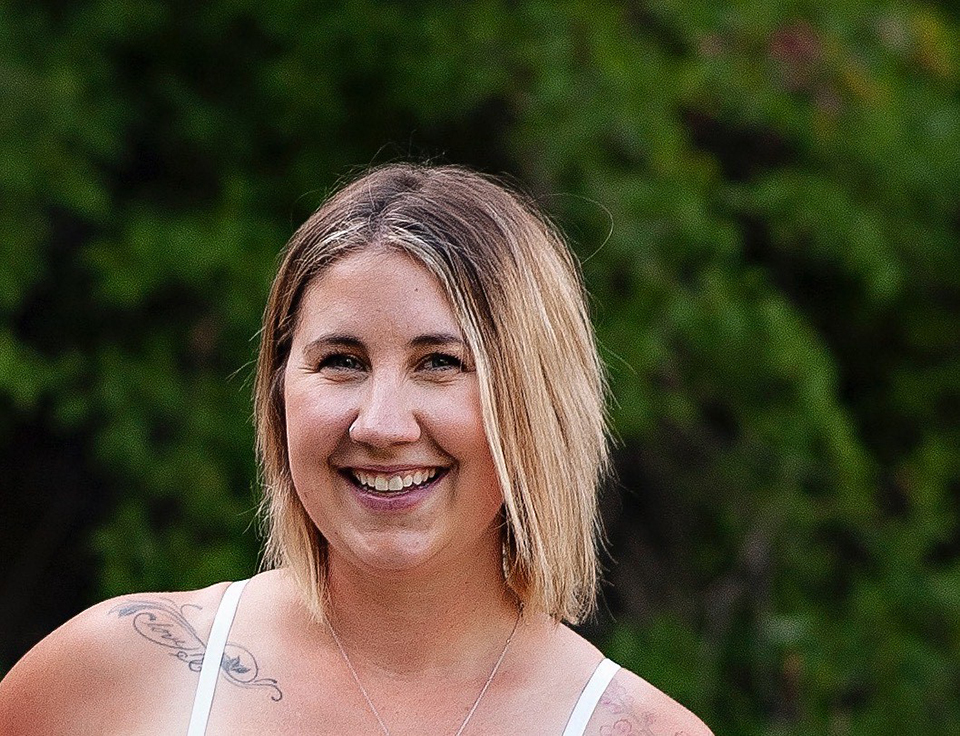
[328,605,523,736]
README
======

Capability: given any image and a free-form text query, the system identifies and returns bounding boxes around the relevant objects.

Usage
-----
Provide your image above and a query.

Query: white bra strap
[187,579,249,736]
[561,658,621,736]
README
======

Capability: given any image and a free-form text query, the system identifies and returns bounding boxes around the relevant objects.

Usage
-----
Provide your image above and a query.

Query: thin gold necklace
[328,605,523,736]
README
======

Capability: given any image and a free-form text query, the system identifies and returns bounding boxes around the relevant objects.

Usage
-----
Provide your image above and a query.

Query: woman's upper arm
[1,584,225,735]
[0,599,130,735]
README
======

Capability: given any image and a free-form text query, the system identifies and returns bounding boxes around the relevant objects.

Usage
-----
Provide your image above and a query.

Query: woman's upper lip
[339,464,447,473]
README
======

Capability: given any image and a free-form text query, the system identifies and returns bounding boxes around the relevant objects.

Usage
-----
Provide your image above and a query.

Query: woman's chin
[338,530,444,574]
[324,518,503,582]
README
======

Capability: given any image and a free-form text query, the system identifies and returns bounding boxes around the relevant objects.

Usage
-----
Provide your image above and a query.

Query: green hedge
[2,2,958,733]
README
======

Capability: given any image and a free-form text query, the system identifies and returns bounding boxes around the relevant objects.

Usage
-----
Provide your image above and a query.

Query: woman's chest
[193,672,584,736]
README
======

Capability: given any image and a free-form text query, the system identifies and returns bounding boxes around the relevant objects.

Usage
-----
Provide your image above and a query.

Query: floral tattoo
[595,680,692,735]
[110,597,282,701]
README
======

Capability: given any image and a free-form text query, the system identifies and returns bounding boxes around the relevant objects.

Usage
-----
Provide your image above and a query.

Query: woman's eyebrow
[408,333,467,349]
[302,334,364,356]
[302,333,465,355]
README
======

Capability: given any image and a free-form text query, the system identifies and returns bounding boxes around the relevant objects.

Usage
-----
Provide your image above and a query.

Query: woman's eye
[421,353,464,372]
[318,354,364,371]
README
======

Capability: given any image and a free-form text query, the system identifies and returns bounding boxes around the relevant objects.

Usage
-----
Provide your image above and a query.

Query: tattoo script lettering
[110,597,282,701]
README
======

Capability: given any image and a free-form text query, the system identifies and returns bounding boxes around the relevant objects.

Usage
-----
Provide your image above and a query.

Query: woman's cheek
[286,386,351,467]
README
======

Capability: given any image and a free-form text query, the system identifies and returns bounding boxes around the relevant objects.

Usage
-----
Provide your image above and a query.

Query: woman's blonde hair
[255,164,608,623]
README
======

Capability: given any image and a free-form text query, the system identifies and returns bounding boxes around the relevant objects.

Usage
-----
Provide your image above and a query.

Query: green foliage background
[2,1,959,733]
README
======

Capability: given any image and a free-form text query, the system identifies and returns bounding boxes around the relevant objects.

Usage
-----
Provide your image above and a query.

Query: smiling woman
[0,164,712,735]
[258,166,608,627]
[282,249,504,577]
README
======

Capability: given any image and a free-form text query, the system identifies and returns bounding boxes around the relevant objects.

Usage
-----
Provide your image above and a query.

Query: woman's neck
[321,542,520,677]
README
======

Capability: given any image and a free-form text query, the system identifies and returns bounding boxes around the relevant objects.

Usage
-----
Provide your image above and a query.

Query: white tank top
[187,580,620,735]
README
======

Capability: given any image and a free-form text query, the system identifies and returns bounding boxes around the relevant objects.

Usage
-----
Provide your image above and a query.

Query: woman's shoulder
[584,666,714,736]
[542,623,713,736]
[0,580,235,736]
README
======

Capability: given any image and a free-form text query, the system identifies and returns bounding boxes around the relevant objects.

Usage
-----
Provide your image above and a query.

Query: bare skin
[0,569,711,735]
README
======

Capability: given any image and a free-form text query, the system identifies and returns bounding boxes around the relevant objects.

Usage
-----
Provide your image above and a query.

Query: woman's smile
[340,465,450,512]
[282,247,504,572]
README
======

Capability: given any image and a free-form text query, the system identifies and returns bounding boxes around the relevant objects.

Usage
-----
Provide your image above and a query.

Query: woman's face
[283,248,503,577]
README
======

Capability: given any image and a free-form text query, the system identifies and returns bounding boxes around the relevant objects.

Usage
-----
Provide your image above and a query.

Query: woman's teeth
[352,468,439,492]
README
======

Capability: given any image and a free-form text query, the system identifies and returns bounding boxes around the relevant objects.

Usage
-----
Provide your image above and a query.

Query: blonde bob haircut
[255,163,608,624]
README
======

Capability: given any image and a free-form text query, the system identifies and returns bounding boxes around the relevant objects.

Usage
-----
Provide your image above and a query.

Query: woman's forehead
[294,249,466,343]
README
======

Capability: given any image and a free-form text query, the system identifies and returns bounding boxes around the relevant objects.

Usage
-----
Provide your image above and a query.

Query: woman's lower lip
[347,473,444,511]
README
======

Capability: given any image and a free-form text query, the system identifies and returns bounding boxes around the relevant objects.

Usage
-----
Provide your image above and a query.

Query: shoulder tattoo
[595,680,691,736]
[109,597,283,701]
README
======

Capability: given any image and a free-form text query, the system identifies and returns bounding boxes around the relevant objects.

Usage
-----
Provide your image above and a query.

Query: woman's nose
[347,376,422,447]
